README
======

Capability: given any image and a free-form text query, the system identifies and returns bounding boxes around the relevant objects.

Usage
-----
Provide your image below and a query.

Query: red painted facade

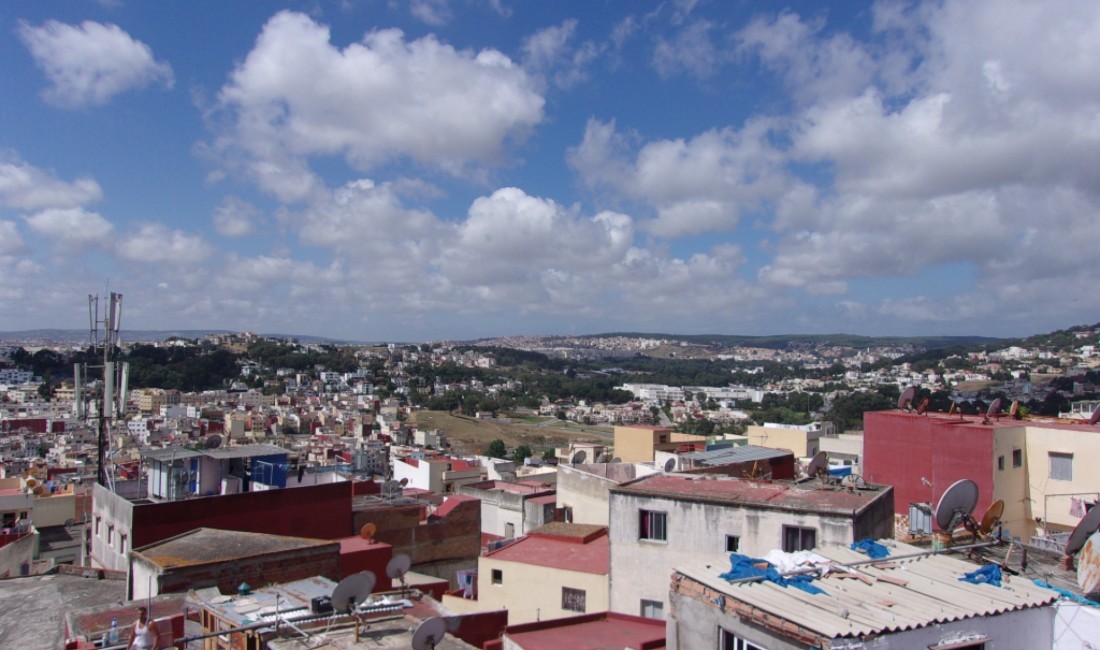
[863,411,995,516]
[336,536,393,589]
[131,481,354,549]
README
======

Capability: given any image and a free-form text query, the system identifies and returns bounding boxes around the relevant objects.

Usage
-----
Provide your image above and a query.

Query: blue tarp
[850,538,890,559]
[959,564,1002,587]
[1031,579,1100,607]
[828,466,853,477]
[718,553,828,595]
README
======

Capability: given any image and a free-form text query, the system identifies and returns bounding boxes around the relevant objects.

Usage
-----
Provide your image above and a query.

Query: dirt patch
[408,410,610,456]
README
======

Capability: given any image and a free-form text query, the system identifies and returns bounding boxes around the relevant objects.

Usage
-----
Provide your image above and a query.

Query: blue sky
[1,1,1098,342]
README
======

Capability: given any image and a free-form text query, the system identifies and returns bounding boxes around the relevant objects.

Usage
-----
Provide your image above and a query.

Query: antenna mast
[85,292,125,487]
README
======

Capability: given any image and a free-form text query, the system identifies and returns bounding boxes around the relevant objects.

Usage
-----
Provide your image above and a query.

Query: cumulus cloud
[115,224,210,263]
[410,0,452,26]
[18,20,174,108]
[211,11,545,202]
[0,154,103,210]
[0,221,26,256]
[653,20,725,79]
[23,207,113,248]
[212,196,261,237]
[569,118,789,237]
[522,20,601,90]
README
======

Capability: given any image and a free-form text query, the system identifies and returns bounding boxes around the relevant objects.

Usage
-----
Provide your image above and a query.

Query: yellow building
[443,523,609,624]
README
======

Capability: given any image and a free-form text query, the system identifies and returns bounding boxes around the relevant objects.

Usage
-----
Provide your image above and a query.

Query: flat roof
[2,573,126,649]
[133,528,336,568]
[675,541,1058,641]
[487,527,608,574]
[613,474,888,514]
[202,443,289,459]
[502,612,665,650]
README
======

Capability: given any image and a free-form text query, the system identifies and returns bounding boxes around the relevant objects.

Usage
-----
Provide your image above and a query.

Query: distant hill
[581,332,1004,350]
[0,329,357,345]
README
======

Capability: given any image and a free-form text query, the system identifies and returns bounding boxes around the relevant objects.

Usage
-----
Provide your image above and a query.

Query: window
[1050,452,1073,481]
[1012,449,1023,468]
[94,516,101,536]
[491,569,503,585]
[640,599,664,620]
[639,510,667,542]
[997,455,1005,471]
[719,628,766,650]
[726,535,740,553]
[107,525,115,548]
[561,587,586,613]
[782,526,816,552]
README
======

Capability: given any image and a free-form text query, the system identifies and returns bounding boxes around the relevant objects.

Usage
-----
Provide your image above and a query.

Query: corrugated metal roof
[675,541,1058,641]
[682,445,789,464]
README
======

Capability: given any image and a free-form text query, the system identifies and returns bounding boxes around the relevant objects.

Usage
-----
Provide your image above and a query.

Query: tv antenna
[386,553,412,593]
[411,617,447,650]
[331,571,376,613]
[934,479,979,533]
[897,386,916,411]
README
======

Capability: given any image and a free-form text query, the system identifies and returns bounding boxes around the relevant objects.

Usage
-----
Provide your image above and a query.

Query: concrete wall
[354,498,481,583]
[0,530,36,578]
[746,424,822,458]
[92,481,353,572]
[555,464,657,526]
[32,491,76,528]
[614,425,671,463]
[992,425,1031,538]
[669,574,1054,650]
[1023,423,1100,532]
[476,557,609,624]
[130,541,341,600]
[608,490,891,616]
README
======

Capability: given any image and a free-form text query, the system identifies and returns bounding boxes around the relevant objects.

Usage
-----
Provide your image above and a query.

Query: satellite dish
[331,572,376,613]
[595,452,610,463]
[386,553,411,580]
[382,479,401,495]
[411,617,447,650]
[399,477,409,487]
[986,398,1003,420]
[1078,533,1100,596]
[64,518,76,528]
[841,474,867,489]
[916,397,930,415]
[804,451,827,479]
[977,499,1005,537]
[662,457,676,473]
[206,434,222,449]
[25,478,37,489]
[1009,400,1020,419]
[1065,505,1100,556]
[898,386,917,410]
[934,479,979,531]
[360,523,377,541]
[571,450,587,464]
[610,457,622,463]
[948,401,957,415]
[1089,408,1100,426]
[33,486,45,496]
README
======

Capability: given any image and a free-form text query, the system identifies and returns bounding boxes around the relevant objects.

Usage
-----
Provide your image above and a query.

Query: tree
[542,448,556,460]
[486,439,507,459]
[512,444,533,464]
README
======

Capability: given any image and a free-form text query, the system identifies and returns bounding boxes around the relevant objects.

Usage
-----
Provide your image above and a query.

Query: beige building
[444,523,610,624]
[613,425,704,463]
[745,421,833,459]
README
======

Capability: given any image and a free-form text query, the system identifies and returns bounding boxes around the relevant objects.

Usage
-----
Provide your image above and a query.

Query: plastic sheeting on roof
[718,553,828,595]
[851,538,890,559]
[959,564,1003,588]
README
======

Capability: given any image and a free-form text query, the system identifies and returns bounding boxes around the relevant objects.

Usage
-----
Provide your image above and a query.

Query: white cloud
[410,0,452,26]
[212,11,545,202]
[0,221,26,256]
[0,154,103,210]
[653,20,724,79]
[23,207,113,248]
[18,20,174,108]
[115,224,211,263]
[212,196,261,237]
[522,20,600,90]
[569,118,789,237]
